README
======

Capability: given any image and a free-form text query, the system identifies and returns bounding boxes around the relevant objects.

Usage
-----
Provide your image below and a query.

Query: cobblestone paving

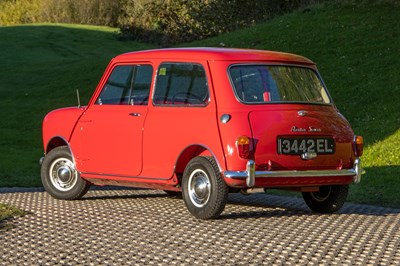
[0,187,399,265]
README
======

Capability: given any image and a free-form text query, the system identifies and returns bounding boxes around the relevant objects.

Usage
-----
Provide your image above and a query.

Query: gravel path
[0,187,399,265]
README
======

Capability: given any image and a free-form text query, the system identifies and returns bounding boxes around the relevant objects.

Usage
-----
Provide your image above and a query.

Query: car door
[77,64,153,177]
[140,62,222,179]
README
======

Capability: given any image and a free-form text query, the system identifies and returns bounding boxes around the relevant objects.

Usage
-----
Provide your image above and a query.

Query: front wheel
[182,156,228,219]
[41,146,90,200]
[302,185,348,213]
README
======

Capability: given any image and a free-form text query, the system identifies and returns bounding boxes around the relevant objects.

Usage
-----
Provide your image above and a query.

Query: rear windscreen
[229,65,331,104]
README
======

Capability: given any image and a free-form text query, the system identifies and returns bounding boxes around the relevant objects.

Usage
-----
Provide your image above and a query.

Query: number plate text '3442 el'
[278,137,335,155]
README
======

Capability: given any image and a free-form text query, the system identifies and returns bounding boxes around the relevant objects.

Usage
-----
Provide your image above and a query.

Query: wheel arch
[174,144,223,179]
[45,136,78,166]
[46,136,69,154]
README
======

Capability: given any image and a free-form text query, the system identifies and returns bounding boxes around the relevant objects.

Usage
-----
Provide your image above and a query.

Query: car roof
[114,47,315,65]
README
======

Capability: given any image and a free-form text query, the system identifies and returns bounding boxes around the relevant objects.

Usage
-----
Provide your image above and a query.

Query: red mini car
[41,48,364,219]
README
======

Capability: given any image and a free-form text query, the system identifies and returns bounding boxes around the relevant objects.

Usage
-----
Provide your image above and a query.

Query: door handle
[129,113,141,117]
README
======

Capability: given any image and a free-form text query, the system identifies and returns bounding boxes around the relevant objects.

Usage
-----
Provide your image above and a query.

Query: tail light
[236,136,250,159]
[354,135,364,157]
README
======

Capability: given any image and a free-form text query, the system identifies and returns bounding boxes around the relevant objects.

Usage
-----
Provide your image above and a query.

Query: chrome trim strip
[80,172,170,181]
[226,168,356,179]
[224,158,364,186]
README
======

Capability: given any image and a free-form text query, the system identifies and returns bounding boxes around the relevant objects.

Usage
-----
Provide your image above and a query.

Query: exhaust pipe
[240,188,266,195]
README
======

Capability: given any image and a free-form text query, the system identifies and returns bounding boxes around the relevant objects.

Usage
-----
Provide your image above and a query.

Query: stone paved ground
[0,187,399,265]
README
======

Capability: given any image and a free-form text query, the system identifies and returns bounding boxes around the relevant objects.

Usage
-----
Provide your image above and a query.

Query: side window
[131,65,153,105]
[97,65,153,105]
[153,63,209,106]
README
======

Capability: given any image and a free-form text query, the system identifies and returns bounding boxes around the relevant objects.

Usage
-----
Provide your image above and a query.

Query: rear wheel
[182,156,228,219]
[302,185,348,213]
[41,146,90,200]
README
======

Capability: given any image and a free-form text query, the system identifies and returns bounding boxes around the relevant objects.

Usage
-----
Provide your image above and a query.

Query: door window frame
[152,62,210,107]
[95,63,154,106]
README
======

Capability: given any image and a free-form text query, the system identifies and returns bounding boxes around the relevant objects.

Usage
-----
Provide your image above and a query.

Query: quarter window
[97,65,153,105]
[153,63,209,106]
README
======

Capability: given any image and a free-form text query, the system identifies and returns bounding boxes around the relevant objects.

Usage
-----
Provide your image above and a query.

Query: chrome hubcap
[49,158,78,191]
[188,169,211,207]
[57,166,72,182]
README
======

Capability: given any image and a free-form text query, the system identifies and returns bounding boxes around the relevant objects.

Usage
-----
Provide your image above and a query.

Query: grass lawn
[0,24,153,186]
[0,1,398,208]
[0,203,26,228]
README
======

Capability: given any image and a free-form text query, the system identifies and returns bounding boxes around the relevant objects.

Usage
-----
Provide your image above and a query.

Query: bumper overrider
[224,158,365,187]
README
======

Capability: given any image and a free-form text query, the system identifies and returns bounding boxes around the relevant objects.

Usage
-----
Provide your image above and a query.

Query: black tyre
[41,146,90,200]
[182,156,228,219]
[302,185,349,213]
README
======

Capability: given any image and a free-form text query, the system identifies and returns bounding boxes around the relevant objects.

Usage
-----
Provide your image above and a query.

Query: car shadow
[81,188,169,201]
[3,186,398,218]
[81,187,399,219]
[222,193,400,219]
[219,209,309,220]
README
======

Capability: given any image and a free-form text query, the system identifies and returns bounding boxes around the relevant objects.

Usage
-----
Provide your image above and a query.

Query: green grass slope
[0,2,398,207]
[0,24,153,186]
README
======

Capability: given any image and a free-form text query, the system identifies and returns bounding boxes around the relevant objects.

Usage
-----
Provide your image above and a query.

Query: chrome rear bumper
[224,158,364,187]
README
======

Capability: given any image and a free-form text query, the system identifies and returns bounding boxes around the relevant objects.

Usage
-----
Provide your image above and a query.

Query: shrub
[0,0,42,25]
[118,0,324,46]
[0,0,122,26]
[0,0,323,45]
[40,0,122,27]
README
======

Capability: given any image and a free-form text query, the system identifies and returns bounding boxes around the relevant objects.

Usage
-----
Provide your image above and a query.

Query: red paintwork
[248,105,354,170]
[42,48,358,190]
[42,107,85,152]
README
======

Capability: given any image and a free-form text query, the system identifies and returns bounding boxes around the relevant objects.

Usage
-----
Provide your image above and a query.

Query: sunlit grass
[363,130,400,167]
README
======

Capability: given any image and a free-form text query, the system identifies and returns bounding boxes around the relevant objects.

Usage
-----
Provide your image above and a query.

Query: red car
[41,48,364,219]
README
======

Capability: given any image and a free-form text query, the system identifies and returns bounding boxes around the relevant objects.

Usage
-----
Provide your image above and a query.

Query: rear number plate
[278,137,335,155]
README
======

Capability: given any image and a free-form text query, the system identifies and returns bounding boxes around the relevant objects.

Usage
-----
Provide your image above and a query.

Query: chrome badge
[298,110,307,116]
[291,126,322,132]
